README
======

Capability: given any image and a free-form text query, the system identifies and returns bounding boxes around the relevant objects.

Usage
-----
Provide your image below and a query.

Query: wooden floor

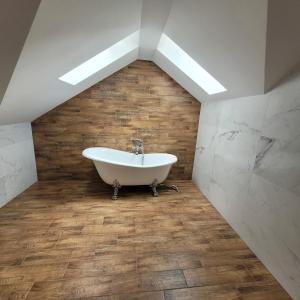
[0,180,290,300]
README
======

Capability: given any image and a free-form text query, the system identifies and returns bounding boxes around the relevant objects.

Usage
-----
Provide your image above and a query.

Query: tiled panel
[32,60,201,181]
[193,71,300,299]
[0,123,37,207]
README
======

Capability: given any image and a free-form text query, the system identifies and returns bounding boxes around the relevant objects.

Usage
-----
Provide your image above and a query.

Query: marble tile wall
[0,122,37,207]
[193,72,300,299]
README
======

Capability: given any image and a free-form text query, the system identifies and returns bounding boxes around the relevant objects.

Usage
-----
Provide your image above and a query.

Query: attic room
[0,0,299,299]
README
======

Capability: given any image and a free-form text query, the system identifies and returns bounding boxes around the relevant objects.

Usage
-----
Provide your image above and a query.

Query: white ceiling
[0,0,141,125]
[0,0,41,104]
[139,0,173,60]
[0,0,300,125]
[264,0,300,92]
[154,0,268,102]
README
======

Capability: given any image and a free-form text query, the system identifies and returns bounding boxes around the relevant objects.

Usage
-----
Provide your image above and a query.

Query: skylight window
[59,31,139,85]
[157,34,226,95]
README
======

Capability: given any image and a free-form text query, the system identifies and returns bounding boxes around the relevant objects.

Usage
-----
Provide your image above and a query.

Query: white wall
[193,72,300,299]
[0,123,37,207]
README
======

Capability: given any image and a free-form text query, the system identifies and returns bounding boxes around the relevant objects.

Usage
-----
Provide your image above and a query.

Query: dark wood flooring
[0,180,291,299]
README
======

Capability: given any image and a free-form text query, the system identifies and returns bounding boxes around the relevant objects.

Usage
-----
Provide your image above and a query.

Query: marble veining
[218,130,239,141]
[233,120,261,134]
[254,136,275,169]
[0,123,37,207]
[193,71,300,299]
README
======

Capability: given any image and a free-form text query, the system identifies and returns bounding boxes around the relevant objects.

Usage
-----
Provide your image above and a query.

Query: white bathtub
[82,147,177,186]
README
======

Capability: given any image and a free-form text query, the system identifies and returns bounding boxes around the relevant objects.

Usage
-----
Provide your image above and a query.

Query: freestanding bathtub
[82,147,178,199]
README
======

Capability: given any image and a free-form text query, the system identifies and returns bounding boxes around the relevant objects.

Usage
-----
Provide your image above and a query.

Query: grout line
[181,268,189,288]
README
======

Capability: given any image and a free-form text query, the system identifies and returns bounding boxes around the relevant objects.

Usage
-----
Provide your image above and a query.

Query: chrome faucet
[132,138,144,155]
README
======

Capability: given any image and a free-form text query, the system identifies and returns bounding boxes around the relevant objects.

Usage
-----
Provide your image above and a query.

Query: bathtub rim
[82,147,177,169]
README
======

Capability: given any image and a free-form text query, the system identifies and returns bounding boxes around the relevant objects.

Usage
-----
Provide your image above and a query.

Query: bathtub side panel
[94,161,172,185]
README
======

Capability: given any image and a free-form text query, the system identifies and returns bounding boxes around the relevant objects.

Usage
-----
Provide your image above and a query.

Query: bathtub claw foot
[161,183,180,193]
[150,179,159,197]
[112,180,121,200]
[150,180,180,197]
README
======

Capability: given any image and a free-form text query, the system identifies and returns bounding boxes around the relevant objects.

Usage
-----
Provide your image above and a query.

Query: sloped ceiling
[0,0,142,125]
[264,0,300,92]
[139,0,173,60]
[1,0,300,125]
[153,0,268,102]
[0,0,41,105]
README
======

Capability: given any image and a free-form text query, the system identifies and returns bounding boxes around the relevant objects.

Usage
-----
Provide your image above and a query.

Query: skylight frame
[156,34,226,95]
[59,31,140,85]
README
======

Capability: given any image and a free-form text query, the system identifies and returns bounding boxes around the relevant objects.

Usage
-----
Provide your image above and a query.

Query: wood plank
[164,285,241,300]
[91,291,165,300]
[0,180,291,299]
